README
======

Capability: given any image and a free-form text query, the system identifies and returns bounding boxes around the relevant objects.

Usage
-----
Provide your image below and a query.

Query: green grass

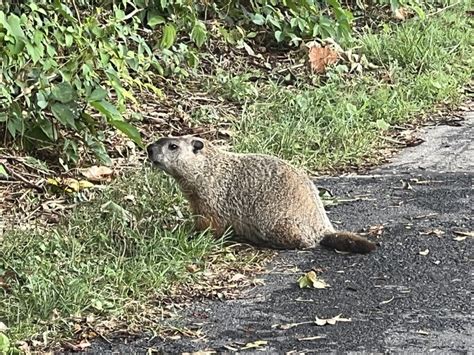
[1,5,473,349]
[229,8,473,169]
[0,169,226,342]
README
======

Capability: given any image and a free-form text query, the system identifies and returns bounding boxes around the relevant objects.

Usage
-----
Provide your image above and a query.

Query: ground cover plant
[0,0,473,351]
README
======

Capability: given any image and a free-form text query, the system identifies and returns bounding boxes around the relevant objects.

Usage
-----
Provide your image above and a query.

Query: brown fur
[147,136,376,254]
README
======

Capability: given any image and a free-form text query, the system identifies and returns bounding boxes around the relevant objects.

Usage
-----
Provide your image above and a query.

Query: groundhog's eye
[168,143,178,151]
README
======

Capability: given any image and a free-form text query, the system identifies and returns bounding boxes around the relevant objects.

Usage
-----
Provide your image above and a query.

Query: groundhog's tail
[320,231,376,254]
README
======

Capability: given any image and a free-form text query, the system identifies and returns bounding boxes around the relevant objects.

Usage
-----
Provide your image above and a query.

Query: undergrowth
[0,169,223,344]
[231,8,473,169]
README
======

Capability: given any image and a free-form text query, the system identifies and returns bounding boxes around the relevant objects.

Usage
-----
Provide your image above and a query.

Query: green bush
[0,0,354,165]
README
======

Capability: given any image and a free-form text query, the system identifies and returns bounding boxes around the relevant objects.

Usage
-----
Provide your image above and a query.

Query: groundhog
[147,135,376,253]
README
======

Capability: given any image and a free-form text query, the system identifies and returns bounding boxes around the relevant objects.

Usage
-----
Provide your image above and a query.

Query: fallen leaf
[298,271,330,289]
[62,340,91,351]
[279,323,300,330]
[419,229,445,237]
[453,236,467,241]
[419,249,429,256]
[298,335,325,341]
[394,7,408,20]
[273,320,313,330]
[81,165,113,182]
[315,314,351,326]
[453,231,474,238]
[186,264,199,273]
[401,180,413,190]
[368,225,384,238]
[308,46,339,74]
[416,330,429,335]
[379,296,395,305]
[241,340,268,350]
[230,273,246,282]
[0,322,7,332]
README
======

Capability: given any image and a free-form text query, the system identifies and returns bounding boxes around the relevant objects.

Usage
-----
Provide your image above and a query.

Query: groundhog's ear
[192,139,204,153]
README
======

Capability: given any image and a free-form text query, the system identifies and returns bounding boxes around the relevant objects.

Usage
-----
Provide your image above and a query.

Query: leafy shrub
[0,2,161,164]
[0,0,355,165]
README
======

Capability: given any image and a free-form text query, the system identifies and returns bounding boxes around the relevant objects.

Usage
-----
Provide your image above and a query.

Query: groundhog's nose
[147,143,158,159]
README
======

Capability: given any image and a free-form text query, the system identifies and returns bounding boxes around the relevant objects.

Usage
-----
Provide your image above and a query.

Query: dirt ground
[86,110,473,354]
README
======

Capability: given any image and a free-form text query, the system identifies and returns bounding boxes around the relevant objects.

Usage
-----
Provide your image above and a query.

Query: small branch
[427,1,461,17]
[71,0,82,25]
[3,165,44,192]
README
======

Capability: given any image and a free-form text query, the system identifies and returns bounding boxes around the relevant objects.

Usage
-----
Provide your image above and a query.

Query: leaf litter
[298,270,330,289]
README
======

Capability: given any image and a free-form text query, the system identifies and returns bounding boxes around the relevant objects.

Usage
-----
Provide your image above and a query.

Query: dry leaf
[379,296,395,305]
[315,314,351,326]
[368,225,384,238]
[419,229,445,237]
[63,340,91,351]
[186,264,199,273]
[230,273,246,282]
[401,180,413,190]
[298,335,325,341]
[241,340,268,349]
[419,249,429,256]
[453,231,474,238]
[81,165,114,182]
[0,321,8,332]
[394,7,408,20]
[298,271,330,289]
[274,321,313,330]
[308,46,339,74]
[453,236,467,241]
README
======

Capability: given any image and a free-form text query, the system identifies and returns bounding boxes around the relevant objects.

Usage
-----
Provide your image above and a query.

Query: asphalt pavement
[87,111,473,354]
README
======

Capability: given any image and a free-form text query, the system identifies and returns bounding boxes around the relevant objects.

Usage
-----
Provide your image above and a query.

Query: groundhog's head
[147,136,212,178]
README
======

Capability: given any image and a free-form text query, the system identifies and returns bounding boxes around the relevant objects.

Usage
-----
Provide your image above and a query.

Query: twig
[427,1,461,17]
[275,63,305,74]
[3,165,44,192]
[122,8,143,22]
[380,136,406,145]
[71,0,82,24]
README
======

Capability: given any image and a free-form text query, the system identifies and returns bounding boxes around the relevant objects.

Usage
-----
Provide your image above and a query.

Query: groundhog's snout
[147,143,161,163]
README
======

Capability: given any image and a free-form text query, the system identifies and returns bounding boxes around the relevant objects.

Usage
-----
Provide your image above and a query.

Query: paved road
[89,112,473,354]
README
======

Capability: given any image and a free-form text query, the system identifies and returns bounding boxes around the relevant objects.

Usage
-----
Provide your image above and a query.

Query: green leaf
[101,201,134,222]
[89,140,111,165]
[52,82,74,103]
[6,115,23,139]
[251,14,265,25]
[109,120,143,147]
[412,5,426,20]
[274,31,284,42]
[0,333,10,353]
[38,118,57,141]
[0,164,8,179]
[161,24,176,49]
[191,21,207,48]
[91,100,121,121]
[51,102,77,129]
[375,119,390,130]
[36,92,48,109]
[7,13,25,40]
[148,13,165,28]
[88,87,107,102]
